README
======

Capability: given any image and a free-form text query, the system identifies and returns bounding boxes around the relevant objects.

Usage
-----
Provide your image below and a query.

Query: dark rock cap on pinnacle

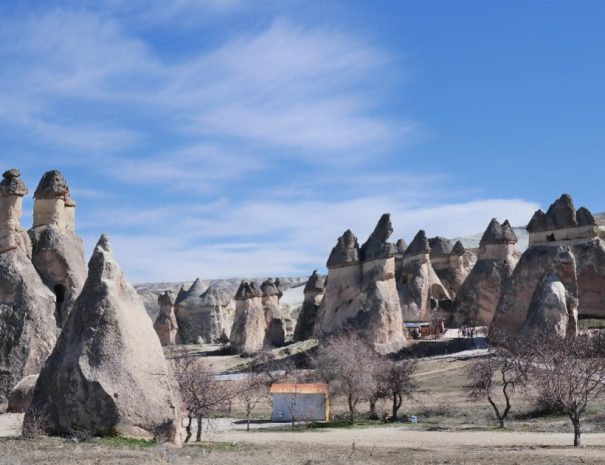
[235,281,262,301]
[158,290,175,307]
[428,236,454,257]
[403,230,430,257]
[34,170,69,200]
[527,194,583,233]
[0,168,28,196]
[450,240,466,256]
[304,270,326,293]
[199,286,232,307]
[261,278,282,297]
[480,218,517,245]
[394,239,407,254]
[327,229,360,268]
[576,207,596,227]
[360,213,397,261]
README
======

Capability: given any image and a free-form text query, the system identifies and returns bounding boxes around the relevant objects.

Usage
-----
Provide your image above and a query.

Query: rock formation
[314,214,406,354]
[261,278,285,347]
[28,170,86,327]
[429,237,476,298]
[492,194,605,332]
[522,248,578,338]
[230,281,266,353]
[294,270,326,341]
[397,230,451,322]
[0,169,57,400]
[451,219,518,326]
[154,291,178,346]
[27,235,181,443]
[174,279,234,344]
[7,374,38,413]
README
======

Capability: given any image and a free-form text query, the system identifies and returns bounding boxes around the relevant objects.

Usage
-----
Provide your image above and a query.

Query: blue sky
[0,1,603,282]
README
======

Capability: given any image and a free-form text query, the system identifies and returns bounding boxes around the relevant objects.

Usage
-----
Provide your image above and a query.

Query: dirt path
[214,426,605,450]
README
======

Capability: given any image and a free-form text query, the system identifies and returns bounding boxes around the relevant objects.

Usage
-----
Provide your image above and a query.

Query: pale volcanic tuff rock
[430,239,476,298]
[154,291,178,346]
[0,169,32,256]
[397,230,450,322]
[174,279,235,344]
[7,374,38,413]
[450,219,518,326]
[0,170,57,401]
[261,278,286,347]
[492,195,605,332]
[315,214,406,354]
[29,170,86,327]
[522,248,578,338]
[27,235,181,443]
[294,270,326,342]
[230,281,266,354]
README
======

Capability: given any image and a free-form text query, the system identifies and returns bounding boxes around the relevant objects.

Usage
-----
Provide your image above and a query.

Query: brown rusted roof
[270,383,329,394]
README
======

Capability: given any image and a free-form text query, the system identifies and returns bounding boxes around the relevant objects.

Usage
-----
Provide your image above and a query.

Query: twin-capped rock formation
[261,278,286,347]
[294,270,325,341]
[492,194,604,335]
[28,235,181,443]
[429,238,475,298]
[174,279,234,344]
[451,218,518,326]
[0,170,57,400]
[397,230,451,322]
[314,214,406,354]
[29,170,87,327]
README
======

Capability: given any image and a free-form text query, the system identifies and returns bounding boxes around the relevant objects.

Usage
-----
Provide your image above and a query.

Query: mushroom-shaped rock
[327,230,360,268]
[501,221,518,243]
[394,239,407,255]
[546,194,577,230]
[27,235,182,443]
[295,271,326,342]
[0,169,28,197]
[481,219,517,245]
[230,281,266,353]
[7,375,39,413]
[360,213,396,261]
[33,170,69,199]
[154,291,178,346]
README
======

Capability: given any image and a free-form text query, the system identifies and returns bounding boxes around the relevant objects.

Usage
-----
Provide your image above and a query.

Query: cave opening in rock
[54,284,66,325]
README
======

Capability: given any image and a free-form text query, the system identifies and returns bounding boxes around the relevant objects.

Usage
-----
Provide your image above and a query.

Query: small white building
[270,383,330,422]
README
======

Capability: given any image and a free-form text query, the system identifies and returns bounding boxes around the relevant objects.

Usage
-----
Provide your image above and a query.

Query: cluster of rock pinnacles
[1,166,603,444]
[0,169,181,444]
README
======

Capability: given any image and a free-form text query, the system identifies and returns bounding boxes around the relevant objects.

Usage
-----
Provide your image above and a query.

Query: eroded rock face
[261,279,285,347]
[492,196,605,332]
[430,238,476,298]
[451,219,517,326]
[27,235,181,443]
[29,170,86,327]
[229,281,266,354]
[314,214,406,354]
[522,248,578,339]
[294,270,325,341]
[154,291,178,346]
[8,374,38,413]
[174,279,234,344]
[0,170,57,401]
[398,230,450,322]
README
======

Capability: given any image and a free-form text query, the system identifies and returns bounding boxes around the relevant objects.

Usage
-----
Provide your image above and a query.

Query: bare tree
[172,356,234,442]
[313,332,380,423]
[466,333,528,428]
[234,374,270,432]
[529,332,605,447]
[375,357,419,421]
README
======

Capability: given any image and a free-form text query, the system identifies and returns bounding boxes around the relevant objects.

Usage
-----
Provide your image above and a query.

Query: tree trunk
[348,395,356,423]
[246,411,251,432]
[573,417,581,447]
[368,399,377,420]
[184,413,193,443]
[196,415,203,442]
[392,393,402,421]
